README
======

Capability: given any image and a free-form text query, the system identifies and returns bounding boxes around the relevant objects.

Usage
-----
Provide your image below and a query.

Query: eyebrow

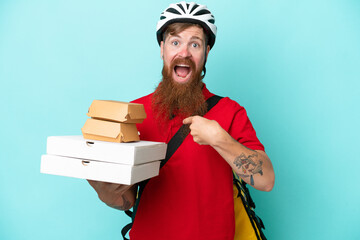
[190,36,203,41]
[168,34,204,42]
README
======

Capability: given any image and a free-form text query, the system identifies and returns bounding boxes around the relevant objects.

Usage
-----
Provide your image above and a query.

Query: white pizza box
[46,136,167,165]
[40,154,161,185]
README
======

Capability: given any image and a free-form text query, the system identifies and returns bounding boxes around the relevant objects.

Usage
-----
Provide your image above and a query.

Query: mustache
[170,57,196,71]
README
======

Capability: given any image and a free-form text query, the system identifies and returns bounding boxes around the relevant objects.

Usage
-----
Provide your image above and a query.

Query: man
[88,2,275,239]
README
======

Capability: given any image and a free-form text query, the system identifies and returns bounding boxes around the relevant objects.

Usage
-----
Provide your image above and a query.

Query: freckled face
[160,26,210,84]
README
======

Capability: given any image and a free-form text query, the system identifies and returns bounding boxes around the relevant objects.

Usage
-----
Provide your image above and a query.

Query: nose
[178,45,191,58]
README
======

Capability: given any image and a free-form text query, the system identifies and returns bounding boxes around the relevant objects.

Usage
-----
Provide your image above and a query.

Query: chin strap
[202,46,209,78]
[202,65,207,78]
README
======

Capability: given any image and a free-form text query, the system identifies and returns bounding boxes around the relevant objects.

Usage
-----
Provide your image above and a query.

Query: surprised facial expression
[160,26,210,84]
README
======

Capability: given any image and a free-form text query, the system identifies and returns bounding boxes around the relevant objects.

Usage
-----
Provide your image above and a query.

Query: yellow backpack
[233,172,267,240]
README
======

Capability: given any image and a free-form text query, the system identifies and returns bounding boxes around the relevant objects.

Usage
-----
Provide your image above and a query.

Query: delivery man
[88,2,275,239]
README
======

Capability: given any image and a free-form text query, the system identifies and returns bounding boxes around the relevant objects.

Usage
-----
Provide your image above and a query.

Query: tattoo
[233,153,263,186]
[238,174,250,178]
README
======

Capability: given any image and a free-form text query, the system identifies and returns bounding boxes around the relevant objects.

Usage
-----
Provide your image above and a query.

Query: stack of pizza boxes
[40,100,167,185]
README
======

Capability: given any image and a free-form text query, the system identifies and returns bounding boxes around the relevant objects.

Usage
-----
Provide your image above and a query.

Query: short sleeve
[228,105,265,152]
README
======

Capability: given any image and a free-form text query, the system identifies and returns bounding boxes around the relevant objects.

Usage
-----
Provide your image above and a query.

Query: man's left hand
[183,116,224,146]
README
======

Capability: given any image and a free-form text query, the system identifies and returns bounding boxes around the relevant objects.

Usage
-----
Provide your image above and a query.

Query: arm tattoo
[234,153,263,186]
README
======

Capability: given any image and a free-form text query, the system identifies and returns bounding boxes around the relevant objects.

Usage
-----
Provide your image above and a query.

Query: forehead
[166,25,206,41]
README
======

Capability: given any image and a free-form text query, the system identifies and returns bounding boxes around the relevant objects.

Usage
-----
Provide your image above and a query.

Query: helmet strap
[202,49,208,78]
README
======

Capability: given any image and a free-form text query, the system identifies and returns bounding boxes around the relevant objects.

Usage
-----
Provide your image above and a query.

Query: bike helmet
[156,1,217,49]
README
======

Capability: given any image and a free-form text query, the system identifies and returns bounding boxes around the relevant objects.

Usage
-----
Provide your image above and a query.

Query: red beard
[152,57,207,123]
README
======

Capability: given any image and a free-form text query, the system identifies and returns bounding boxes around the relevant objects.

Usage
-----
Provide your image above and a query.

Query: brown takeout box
[81,118,140,143]
[87,100,146,123]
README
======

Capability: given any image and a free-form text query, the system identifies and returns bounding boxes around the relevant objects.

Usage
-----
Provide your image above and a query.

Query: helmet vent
[189,4,199,14]
[186,3,190,9]
[208,19,215,24]
[166,7,181,15]
[177,4,185,13]
[160,16,166,20]
[193,9,211,16]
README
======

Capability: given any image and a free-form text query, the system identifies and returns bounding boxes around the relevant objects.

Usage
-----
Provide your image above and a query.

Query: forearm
[183,116,275,191]
[211,130,275,192]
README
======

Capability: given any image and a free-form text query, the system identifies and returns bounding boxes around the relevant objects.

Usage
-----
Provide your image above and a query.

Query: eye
[192,43,199,48]
[172,41,179,46]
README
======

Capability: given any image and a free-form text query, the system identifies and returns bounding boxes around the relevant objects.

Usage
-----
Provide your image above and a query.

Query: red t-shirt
[130,85,264,240]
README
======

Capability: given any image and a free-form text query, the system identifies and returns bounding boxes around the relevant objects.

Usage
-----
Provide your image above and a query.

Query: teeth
[176,64,189,67]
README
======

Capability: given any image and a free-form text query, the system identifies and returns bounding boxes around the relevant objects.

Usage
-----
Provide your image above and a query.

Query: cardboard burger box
[82,118,140,143]
[41,136,167,185]
[86,100,147,123]
[81,100,147,143]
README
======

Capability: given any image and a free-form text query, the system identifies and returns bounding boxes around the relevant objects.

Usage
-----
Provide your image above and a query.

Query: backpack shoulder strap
[161,95,223,168]
[121,95,223,240]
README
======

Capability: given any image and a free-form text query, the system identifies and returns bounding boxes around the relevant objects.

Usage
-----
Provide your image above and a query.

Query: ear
[205,45,210,59]
[160,41,164,59]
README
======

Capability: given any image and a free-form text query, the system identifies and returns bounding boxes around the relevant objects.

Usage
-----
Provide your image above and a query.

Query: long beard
[152,57,207,122]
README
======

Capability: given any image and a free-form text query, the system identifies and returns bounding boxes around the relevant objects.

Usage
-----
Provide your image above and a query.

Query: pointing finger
[183,116,193,125]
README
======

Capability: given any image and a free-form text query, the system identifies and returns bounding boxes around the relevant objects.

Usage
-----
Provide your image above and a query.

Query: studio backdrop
[0,0,359,239]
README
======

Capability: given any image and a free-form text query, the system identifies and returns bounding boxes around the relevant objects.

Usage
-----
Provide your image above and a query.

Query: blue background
[1,0,359,239]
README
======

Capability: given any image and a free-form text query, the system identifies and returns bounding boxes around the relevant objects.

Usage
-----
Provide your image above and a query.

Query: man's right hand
[87,180,137,211]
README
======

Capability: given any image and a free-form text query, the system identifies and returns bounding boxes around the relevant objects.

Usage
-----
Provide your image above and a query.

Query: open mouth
[174,64,192,81]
